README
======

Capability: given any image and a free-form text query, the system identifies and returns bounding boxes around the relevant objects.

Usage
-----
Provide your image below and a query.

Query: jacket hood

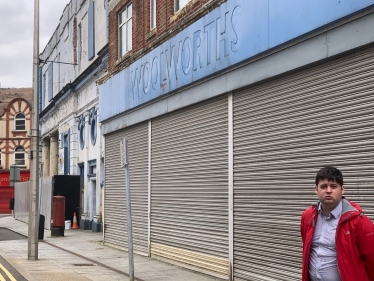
[342,197,362,214]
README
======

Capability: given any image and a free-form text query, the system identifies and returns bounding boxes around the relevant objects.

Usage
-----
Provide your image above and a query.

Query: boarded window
[62,129,70,175]
[39,67,43,113]
[48,63,53,101]
[88,1,95,60]
[78,23,82,70]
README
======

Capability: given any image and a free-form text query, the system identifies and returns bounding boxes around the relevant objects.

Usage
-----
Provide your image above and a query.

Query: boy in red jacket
[300,166,374,281]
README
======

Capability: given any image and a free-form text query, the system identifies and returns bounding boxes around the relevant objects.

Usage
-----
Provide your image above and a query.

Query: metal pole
[28,0,40,260]
[123,137,134,281]
[38,162,44,218]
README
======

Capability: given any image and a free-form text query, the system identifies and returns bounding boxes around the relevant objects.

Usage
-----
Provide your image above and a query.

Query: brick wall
[107,0,226,75]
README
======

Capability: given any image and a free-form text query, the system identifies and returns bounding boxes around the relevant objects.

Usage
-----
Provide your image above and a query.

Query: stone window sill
[146,28,157,40]
[116,50,132,66]
[170,0,200,23]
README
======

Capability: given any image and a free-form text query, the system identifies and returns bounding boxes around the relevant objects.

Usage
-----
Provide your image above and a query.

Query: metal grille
[151,96,229,276]
[233,47,374,281]
[104,122,149,255]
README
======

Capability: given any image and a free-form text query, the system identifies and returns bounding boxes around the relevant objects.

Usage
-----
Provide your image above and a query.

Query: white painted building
[39,0,108,231]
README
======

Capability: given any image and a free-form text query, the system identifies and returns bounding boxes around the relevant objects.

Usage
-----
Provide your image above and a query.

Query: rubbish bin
[38,214,45,240]
[9,198,14,210]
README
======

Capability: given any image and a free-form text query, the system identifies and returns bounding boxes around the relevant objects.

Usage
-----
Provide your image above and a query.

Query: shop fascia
[99,0,374,122]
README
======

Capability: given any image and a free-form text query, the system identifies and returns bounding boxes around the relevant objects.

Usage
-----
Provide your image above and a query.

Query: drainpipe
[106,0,109,43]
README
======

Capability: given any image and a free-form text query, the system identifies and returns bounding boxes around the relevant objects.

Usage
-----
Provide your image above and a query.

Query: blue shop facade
[99,1,374,279]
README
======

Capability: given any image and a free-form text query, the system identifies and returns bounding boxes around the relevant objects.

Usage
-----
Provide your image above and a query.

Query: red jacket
[300,198,374,281]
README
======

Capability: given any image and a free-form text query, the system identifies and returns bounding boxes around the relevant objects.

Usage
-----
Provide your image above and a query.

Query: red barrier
[0,171,30,214]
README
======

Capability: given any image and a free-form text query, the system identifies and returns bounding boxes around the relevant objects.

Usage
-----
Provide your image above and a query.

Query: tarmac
[0,215,221,281]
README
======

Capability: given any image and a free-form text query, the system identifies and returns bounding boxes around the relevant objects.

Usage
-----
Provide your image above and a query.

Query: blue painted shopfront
[99,0,374,122]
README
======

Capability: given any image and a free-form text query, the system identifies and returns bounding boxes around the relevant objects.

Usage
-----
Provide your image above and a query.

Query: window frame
[118,3,133,58]
[14,146,25,166]
[150,0,156,30]
[14,113,26,131]
[175,0,190,12]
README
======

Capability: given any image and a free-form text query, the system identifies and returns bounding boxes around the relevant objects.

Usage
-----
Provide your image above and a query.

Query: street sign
[120,137,128,168]
[10,165,20,187]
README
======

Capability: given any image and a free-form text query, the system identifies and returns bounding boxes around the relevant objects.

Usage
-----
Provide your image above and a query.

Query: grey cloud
[0,0,69,88]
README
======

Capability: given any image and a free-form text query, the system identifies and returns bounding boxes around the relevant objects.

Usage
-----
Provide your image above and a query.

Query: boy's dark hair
[315,166,344,186]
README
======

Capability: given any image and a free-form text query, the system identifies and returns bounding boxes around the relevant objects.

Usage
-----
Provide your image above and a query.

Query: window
[57,53,61,92]
[119,4,132,57]
[0,149,2,167]
[61,129,70,175]
[150,0,156,29]
[88,1,95,60]
[89,108,97,146]
[78,115,85,149]
[14,146,25,166]
[48,63,53,101]
[43,72,46,107]
[88,159,96,177]
[175,0,190,11]
[78,23,82,70]
[14,113,26,131]
[39,67,43,113]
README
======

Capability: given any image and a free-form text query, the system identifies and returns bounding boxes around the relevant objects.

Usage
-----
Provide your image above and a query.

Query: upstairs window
[88,1,95,60]
[78,23,82,70]
[150,0,156,29]
[48,62,53,101]
[39,67,43,113]
[119,3,132,57]
[78,115,85,150]
[14,146,25,166]
[43,72,47,106]
[175,0,190,12]
[89,108,97,146]
[14,113,26,131]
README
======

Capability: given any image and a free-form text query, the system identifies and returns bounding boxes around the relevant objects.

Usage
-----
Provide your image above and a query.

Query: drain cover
[31,272,92,281]
[72,263,95,266]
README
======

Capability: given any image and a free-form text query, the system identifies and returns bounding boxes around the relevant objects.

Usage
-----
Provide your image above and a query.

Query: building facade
[39,0,108,231]
[0,88,32,213]
[100,0,374,280]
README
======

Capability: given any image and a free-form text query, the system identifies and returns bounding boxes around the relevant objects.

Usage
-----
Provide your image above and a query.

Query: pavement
[0,216,221,281]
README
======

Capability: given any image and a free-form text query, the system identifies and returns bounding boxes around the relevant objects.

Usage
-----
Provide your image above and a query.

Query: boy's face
[315,178,344,210]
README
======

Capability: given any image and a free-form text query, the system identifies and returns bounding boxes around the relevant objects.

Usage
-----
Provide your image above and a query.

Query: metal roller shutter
[104,122,149,255]
[151,96,229,277]
[233,47,374,281]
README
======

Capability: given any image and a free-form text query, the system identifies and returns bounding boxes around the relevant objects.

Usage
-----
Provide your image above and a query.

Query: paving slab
[0,216,222,281]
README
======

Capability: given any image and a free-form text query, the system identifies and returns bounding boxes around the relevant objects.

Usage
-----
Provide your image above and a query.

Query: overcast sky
[0,0,70,88]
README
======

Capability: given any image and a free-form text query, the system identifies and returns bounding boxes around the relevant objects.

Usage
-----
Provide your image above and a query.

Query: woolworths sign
[100,0,374,122]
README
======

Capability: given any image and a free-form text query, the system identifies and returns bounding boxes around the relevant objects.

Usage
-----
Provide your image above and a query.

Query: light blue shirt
[309,201,342,281]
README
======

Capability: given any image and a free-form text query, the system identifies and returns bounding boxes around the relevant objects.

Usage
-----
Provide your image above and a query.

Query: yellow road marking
[0,263,17,281]
[0,272,6,281]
